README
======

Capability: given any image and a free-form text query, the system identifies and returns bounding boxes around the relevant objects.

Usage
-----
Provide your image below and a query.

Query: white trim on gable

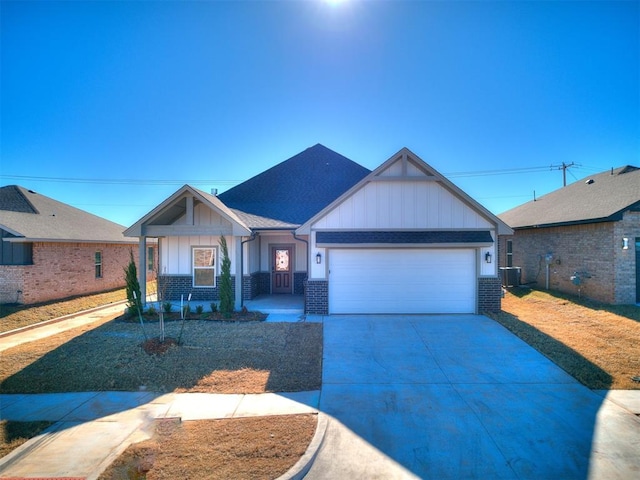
[296,148,513,236]
[125,185,251,237]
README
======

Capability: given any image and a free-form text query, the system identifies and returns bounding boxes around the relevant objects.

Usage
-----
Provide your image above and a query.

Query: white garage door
[329,249,476,314]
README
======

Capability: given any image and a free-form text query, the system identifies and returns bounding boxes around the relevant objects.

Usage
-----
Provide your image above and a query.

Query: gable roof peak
[616,165,639,175]
[217,144,370,225]
[0,185,39,214]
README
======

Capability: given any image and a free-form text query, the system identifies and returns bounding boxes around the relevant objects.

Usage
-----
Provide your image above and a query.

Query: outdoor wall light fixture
[485,252,492,264]
[622,238,629,250]
[316,252,322,264]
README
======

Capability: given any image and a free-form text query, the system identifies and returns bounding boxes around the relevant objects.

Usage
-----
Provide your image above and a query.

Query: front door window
[275,249,289,272]
[272,247,292,294]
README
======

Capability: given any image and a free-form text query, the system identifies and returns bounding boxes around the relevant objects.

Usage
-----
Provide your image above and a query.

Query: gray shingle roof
[229,209,299,230]
[499,166,640,229]
[218,144,371,225]
[0,185,135,243]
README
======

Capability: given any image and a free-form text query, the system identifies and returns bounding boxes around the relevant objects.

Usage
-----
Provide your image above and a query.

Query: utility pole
[551,162,575,187]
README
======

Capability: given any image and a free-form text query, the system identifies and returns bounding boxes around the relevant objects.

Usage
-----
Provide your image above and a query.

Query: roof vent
[585,179,594,185]
[211,188,218,196]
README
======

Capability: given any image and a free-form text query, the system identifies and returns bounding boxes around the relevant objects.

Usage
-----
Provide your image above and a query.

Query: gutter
[292,231,309,314]
[240,232,259,307]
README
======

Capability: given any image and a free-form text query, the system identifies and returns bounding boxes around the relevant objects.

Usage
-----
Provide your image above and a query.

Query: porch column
[235,236,242,310]
[138,236,147,305]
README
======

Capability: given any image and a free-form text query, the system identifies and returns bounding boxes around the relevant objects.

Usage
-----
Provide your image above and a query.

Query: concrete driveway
[305,315,640,479]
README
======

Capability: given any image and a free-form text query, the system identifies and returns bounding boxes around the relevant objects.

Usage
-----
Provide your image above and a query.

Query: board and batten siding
[160,235,236,275]
[173,202,231,228]
[312,180,493,230]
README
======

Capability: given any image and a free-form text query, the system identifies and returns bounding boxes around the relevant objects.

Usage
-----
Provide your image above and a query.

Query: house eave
[2,237,141,244]
[510,215,621,231]
[317,242,494,248]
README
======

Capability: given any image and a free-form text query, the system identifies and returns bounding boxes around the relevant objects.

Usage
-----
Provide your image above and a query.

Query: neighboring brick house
[126,144,512,314]
[0,185,156,305]
[498,166,640,304]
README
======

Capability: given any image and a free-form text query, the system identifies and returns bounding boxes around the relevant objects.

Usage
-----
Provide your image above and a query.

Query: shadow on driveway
[308,314,639,479]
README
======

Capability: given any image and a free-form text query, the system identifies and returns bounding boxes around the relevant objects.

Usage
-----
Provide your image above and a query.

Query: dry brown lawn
[0,317,322,394]
[0,288,128,333]
[99,415,317,480]
[0,311,323,469]
[488,287,640,389]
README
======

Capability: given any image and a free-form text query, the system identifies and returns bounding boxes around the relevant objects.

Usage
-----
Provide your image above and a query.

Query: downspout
[240,232,259,307]
[293,231,309,313]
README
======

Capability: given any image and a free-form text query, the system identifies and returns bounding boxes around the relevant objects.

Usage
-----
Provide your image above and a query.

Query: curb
[276,412,328,480]
[0,301,127,339]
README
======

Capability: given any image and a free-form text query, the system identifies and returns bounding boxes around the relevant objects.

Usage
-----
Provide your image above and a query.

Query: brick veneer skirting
[305,280,328,315]
[158,274,236,302]
[294,272,306,295]
[478,277,502,313]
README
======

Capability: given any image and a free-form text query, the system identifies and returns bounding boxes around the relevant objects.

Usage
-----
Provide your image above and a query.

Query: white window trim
[95,251,103,279]
[192,246,217,288]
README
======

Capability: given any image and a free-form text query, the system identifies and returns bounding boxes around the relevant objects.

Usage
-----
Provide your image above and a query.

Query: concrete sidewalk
[0,390,320,479]
[0,302,127,352]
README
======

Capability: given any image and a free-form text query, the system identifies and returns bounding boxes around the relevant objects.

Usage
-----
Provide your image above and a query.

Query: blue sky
[2,0,638,227]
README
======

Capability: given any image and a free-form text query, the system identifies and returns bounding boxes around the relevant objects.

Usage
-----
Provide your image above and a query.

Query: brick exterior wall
[158,274,236,303]
[256,272,270,295]
[613,211,640,304]
[478,277,502,313]
[294,272,306,295]
[0,241,153,305]
[499,210,639,304]
[0,267,24,304]
[305,280,328,315]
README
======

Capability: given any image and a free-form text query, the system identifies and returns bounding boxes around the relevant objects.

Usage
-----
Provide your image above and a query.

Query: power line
[0,162,599,186]
[1,164,560,185]
[0,174,241,186]
[550,162,577,186]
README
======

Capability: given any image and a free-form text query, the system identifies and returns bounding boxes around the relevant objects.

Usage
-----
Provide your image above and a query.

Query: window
[506,240,513,267]
[95,251,103,278]
[147,246,155,272]
[193,247,216,287]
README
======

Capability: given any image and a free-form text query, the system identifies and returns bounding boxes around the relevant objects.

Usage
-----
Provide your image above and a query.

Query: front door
[272,247,292,294]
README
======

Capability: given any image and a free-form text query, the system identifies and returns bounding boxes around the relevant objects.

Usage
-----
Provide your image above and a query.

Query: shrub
[124,250,142,316]
[195,305,204,315]
[218,236,233,316]
[163,302,173,313]
[146,305,157,316]
[210,303,218,313]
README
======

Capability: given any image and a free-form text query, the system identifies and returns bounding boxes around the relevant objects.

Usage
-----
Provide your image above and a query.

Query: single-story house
[125,144,512,314]
[498,165,640,304]
[0,185,156,305]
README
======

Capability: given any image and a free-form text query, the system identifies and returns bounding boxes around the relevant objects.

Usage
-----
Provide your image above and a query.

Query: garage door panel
[329,249,476,314]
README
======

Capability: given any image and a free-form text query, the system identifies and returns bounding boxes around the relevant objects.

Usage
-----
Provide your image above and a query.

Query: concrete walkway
[0,390,320,479]
[0,302,127,352]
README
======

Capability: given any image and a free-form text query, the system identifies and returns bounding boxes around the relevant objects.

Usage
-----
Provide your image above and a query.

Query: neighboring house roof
[0,185,135,243]
[217,143,371,225]
[499,166,640,229]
